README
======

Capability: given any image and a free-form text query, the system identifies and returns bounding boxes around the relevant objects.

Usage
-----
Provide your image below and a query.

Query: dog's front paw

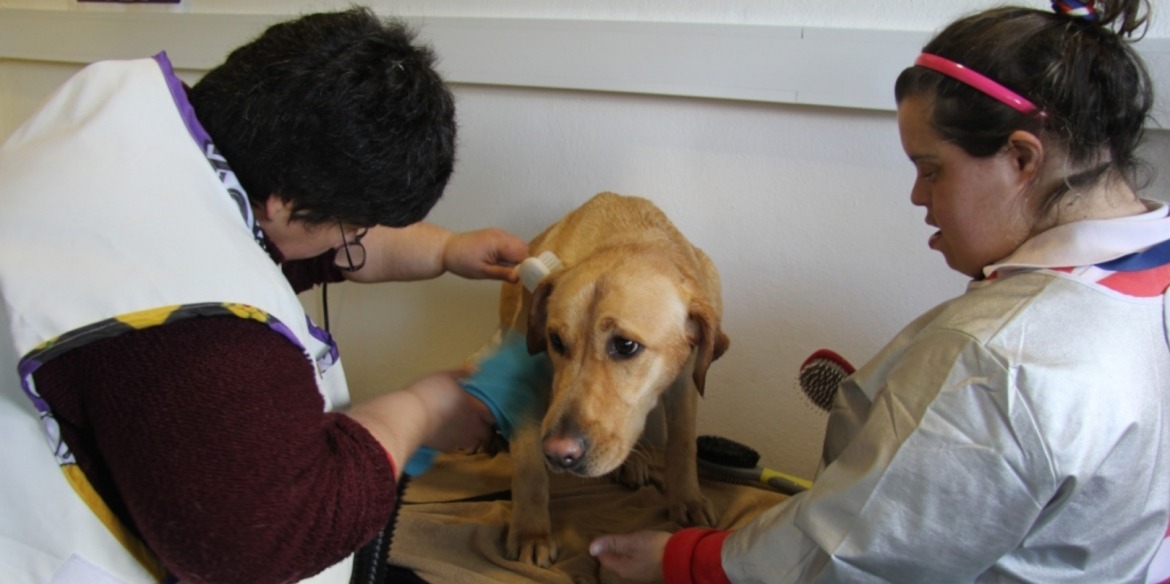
[612,452,663,490]
[506,526,559,568]
[668,491,717,528]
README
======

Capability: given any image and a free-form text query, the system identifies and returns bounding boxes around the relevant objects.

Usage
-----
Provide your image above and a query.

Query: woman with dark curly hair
[591,1,1170,582]
[0,7,527,583]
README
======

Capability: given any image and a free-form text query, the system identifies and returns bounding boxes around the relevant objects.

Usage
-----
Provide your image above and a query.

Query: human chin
[935,239,978,278]
[943,252,984,279]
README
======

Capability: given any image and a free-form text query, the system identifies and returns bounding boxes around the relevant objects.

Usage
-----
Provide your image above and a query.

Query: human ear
[257,193,295,225]
[1006,130,1044,179]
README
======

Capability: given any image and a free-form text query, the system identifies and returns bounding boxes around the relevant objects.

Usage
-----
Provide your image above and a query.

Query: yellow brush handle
[760,468,813,493]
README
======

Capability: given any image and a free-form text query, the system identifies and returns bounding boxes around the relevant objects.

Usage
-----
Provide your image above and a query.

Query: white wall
[4,0,1170,34]
[3,0,1169,480]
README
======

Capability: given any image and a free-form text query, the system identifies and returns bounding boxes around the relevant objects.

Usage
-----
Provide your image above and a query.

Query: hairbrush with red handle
[694,349,855,494]
[797,349,854,413]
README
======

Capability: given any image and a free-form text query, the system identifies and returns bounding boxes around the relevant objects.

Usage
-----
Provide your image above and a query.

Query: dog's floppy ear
[526,280,553,355]
[687,299,730,396]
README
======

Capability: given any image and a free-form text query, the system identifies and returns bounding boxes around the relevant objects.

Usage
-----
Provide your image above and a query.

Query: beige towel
[388,449,788,583]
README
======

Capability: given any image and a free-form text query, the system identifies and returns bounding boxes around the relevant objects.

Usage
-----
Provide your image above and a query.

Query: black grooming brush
[696,435,811,495]
[797,349,854,413]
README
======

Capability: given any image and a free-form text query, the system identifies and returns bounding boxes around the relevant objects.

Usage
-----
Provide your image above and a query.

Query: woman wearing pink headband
[592,1,1170,582]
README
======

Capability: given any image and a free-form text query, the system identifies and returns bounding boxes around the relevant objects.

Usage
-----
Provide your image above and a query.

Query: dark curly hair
[894,0,1154,217]
[188,6,456,228]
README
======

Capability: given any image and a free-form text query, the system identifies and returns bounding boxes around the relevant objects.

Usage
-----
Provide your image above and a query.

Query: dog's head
[525,246,729,477]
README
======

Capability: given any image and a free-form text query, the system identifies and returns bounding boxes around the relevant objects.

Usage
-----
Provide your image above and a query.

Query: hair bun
[1052,0,1100,22]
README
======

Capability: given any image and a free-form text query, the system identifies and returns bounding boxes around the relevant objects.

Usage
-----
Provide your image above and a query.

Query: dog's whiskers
[628,442,655,466]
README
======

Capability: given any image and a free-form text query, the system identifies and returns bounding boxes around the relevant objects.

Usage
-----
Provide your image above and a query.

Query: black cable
[322,281,331,332]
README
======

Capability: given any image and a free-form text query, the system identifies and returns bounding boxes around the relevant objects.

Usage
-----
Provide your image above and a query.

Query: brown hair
[894,0,1153,215]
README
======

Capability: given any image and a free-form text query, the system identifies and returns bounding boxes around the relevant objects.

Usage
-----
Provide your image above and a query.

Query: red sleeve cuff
[663,527,733,584]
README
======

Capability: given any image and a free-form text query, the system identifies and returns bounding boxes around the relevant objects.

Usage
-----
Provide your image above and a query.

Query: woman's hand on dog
[341,223,527,284]
[589,530,669,583]
[404,369,496,453]
[442,227,529,282]
[345,369,495,477]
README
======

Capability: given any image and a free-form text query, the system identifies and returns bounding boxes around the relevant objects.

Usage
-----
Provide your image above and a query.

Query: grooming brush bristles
[797,349,855,413]
[697,435,760,469]
[696,435,813,494]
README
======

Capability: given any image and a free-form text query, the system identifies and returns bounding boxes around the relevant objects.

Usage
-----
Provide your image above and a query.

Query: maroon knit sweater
[32,251,397,584]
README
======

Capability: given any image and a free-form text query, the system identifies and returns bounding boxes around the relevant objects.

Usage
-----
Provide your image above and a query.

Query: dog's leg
[610,406,665,490]
[663,371,717,527]
[505,417,558,567]
[611,440,664,491]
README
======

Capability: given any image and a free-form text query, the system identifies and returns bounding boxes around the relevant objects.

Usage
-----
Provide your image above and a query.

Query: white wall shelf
[2,7,1168,123]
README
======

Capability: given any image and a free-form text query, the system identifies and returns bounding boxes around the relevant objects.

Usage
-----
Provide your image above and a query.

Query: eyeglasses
[337,223,369,272]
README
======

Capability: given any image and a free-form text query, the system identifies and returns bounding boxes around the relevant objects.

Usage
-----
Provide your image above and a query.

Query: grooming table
[387,449,789,583]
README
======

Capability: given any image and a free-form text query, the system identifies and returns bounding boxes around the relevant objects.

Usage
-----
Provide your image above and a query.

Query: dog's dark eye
[609,336,641,359]
[549,332,566,355]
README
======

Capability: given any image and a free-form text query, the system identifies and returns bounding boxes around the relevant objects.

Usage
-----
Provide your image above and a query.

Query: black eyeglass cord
[322,281,332,332]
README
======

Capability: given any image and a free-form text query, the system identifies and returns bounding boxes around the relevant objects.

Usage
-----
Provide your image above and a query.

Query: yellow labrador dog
[498,192,730,566]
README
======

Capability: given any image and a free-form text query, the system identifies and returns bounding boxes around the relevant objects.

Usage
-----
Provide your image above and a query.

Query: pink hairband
[914,53,1041,115]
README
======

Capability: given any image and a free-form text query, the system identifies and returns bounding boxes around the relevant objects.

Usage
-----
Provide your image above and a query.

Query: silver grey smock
[723,202,1170,583]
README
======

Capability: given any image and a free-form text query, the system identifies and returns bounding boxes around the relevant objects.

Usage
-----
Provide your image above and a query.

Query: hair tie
[1052,0,1100,22]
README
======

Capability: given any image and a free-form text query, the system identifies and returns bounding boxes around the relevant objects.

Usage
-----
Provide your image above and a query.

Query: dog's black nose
[543,435,588,471]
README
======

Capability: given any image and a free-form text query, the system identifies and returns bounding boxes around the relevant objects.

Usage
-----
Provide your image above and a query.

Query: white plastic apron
[0,55,351,583]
